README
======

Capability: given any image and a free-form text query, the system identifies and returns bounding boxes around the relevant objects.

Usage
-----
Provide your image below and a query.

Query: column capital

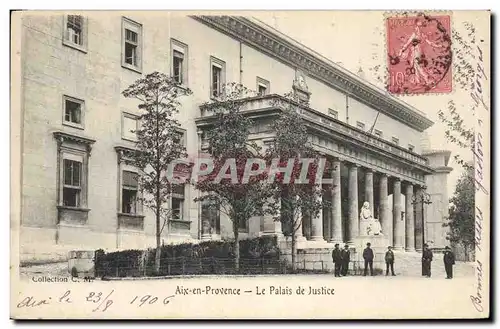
[415,184,426,190]
[365,168,374,173]
[349,162,360,169]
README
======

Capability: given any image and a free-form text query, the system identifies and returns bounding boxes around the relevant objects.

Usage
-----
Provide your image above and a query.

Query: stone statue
[359,201,383,236]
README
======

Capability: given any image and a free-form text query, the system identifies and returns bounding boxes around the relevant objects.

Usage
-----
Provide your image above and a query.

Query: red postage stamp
[386,13,452,95]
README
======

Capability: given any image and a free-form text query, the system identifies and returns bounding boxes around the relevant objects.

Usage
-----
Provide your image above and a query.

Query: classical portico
[197,94,437,252]
[193,15,447,254]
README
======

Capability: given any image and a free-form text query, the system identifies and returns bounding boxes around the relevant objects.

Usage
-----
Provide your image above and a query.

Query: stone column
[330,159,343,243]
[294,197,306,242]
[379,174,391,245]
[201,201,212,241]
[393,179,403,250]
[405,183,415,251]
[414,187,424,252]
[348,164,359,243]
[365,169,374,209]
[323,204,331,242]
[310,185,324,241]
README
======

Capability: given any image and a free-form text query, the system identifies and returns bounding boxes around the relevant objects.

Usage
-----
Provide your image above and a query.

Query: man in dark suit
[422,243,433,277]
[443,246,456,279]
[363,242,374,276]
[340,244,350,276]
[385,246,396,276]
[331,243,342,277]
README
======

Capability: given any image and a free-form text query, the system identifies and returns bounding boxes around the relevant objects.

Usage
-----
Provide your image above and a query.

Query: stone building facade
[18,13,451,255]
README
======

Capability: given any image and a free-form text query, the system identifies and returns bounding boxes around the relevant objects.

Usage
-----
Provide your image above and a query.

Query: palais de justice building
[18,13,452,256]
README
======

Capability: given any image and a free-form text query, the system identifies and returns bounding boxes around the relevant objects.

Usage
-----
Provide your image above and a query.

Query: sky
[251,10,489,197]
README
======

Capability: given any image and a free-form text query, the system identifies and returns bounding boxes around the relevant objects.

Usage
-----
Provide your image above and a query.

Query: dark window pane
[172,184,184,196]
[125,29,137,43]
[201,202,220,235]
[67,15,83,30]
[211,206,220,234]
[123,171,138,188]
[212,65,221,97]
[172,198,183,220]
[72,162,81,186]
[65,100,81,124]
[64,159,72,185]
[238,217,246,229]
[125,43,137,65]
[64,159,81,186]
[173,55,183,83]
[122,189,137,213]
[63,187,79,207]
[66,15,83,45]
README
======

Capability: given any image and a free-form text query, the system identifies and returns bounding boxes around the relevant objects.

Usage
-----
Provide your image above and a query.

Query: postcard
[10,9,490,319]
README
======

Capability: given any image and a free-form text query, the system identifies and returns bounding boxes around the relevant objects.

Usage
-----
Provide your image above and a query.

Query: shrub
[96,235,280,277]
[95,249,144,277]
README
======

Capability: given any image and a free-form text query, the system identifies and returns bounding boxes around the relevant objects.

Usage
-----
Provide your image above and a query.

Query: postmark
[386,13,452,95]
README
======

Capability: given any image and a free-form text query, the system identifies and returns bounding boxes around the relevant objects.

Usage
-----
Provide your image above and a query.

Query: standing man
[443,246,456,279]
[422,243,433,277]
[331,244,342,277]
[341,244,350,276]
[385,246,396,276]
[363,242,374,276]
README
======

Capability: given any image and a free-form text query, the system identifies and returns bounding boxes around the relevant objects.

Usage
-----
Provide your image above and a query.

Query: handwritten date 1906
[130,294,175,307]
[17,289,175,313]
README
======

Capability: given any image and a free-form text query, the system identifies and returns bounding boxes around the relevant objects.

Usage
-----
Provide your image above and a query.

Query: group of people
[331,243,456,278]
[330,244,351,277]
[422,243,456,279]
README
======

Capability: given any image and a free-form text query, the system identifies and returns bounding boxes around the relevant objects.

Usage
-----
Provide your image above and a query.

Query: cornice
[53,131,95,155]
[433,166,454,174]
[191,15,434,132]
[114,145,138,164]
[195,94,434,176]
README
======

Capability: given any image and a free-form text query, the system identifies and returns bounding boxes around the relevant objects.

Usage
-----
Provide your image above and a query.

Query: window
[210,57,225,98]
[408,144,415,152]
[173,129,186,147]
[122,171,138,214]
[54,131,94,222]
[63,15,87,51]
[258,85,267,96]
[115,146,145,229]
[238,217,247,231]
[171,184,185,220]
[63,96,84,128]
[125,30,138,66]
[201,201,220,235]
[212,66,222,97]
[173,50,184,83]
[171,39,188,85]
[122,112,138,141]
[328,109,338,119]
[374,129,383,138]
[256,77,270,96]
[63,159,82,207]
[122,18,142,71]
[392,137,400,145]
[356,121,366,130]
